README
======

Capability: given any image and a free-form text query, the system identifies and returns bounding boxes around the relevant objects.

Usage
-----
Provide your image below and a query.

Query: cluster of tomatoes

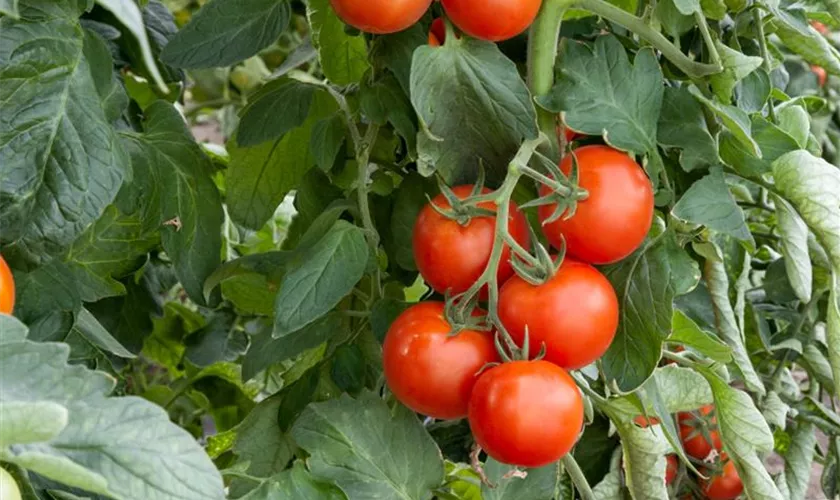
[383,145,654,467]
[330,0,542,42]
[0,255,15,316]
[637,404,743,499]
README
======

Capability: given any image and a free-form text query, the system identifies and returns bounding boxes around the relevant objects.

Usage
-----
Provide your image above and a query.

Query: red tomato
[665,454,678,485]
[497,259,618,369]
[428,18,446,46]
[441,0,542,42]
[812,21,829,34]
[413,185,530,296]
[701,459,743,500]
[678,405,722,460]
[557,125,578,143]
[538,145,654,265]
[0,256,14,315]
[812,65,828,87]
[468,360,583,467]
[634,415,661,427]
[330,0,432,34]
[383,302,498,419]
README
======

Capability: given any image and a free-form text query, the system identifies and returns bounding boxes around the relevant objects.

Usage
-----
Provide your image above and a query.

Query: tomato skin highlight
[701,459,743,500]
[329,0,432,34]
[441,0,542,42]
[468,360,583,467]
[678,405,722,460]
[498,259,618,370]
[413,185,530,296]
[383,302,498,419]
[539,145,654,265]
[0,255,15,315]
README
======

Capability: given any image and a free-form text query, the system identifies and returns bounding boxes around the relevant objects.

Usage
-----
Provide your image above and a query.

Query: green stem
[694,12,721,68]
[576,0,722,77]
[563,455,595,500]
[753,8,777,123]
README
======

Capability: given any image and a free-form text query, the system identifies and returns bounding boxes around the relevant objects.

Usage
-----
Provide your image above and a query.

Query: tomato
[665,454,678,485]
[0,255,14,315]
[701,459,743,500]
[812,65,828,87]
[538,145,654,265]
[468,360,583,467]
[441,0,542,42]
[383,302,498,419]
[634,415,661,427]
[428,18,446,46]
[329,0,432,34]
[557,124,578,143]
[413,185,530,296]
[812,21,829,34]
[497,259,618,369]
[0,468,21,500]
[678,405,722,460]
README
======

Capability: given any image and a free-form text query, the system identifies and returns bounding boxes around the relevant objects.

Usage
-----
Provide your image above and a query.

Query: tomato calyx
[428,172,497,226]
[508,231,564,285]
[517,150,589,223]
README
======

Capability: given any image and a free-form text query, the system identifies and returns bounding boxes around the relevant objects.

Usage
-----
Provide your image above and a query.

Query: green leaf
[709,42,764,101]
[657,87,718,172]
[361,74,418,154]
[87,279,158,354]
[1,340,225,499]
[71,308,135,359]
[331,344,366,394]
[285,169,345,249]
[772,14,840,76]
[828,276,840,398]
[772,194,812,303]
[120,101,223,306]
[291,391,444,500]
[94,0,168,92]
[184,311,246,367]
[227,90,337,230]
[387,172,436,271]
[482,459,560,500]
[601,230,700,392]
[540,35,663,156]
[762,391,789,429]
[237,79,318,147]
[160,0,290,69]
[306,0,370,85]
[371,298,409,343]
[0,401,68,447]
[0,11,128,264]
[616,420,670,499]
[652,365,714,412]
[273,220,368,337]
[719,117,800,178]
[310,115,347,172]
[231,395,296,488]
[240,462,345,500]
[785,422,817,500]
[690,88,760,156]
[410,39,538,183]
[370,24,426,93]
[672,169,754,245]
[204,251,290,301]
[0,0,18,17]
[82,28,129,122]
[670,310,733,363]
[0,314,28,344]
[735,69,771,114]
[655,0,695,37]
[776,105,810,148]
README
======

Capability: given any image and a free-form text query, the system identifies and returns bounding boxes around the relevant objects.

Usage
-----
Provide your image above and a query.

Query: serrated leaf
[240,462,345,500]
[540,36,662,156]
[305,0,369,85]
[0,11,128,264]
[482,459,560,500]
[273,220,368,337]
[291,391,444,500]
[657,87,718,171]
[120,101,223,306]
[0,314,27,344]
[160,0,290,69]
[772,194,812,303]
[237,79,318,147]
[785,422,817,500]
[601,230,700,392]
[670,310,733,363]
[231,395,296,489]
[672,169,754,245]
[710,42,764,101]
[410,39,538,183]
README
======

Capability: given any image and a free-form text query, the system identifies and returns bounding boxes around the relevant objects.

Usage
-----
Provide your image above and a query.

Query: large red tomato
[0,256,14,315]
[468,360,583,467]
[701,459,743,500]
[383,302,498,419]
[678,405,722,460]
[441,0,542,42]
[538,145,654,265]
[330,0,432,34]
[413,185,530,296]
[497,259,618,369]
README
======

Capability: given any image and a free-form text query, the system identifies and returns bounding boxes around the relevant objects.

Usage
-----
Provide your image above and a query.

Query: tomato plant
[2,0,839,497]
[0,468,21,500]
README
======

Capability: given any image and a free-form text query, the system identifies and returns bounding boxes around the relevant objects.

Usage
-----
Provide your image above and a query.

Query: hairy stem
[563,454,595,500]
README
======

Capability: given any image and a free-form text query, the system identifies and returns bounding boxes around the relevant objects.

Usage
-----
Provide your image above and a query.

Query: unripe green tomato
[0,467,22,500]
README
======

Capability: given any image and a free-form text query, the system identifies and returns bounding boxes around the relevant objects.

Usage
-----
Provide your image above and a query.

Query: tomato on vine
[383,301,498,419]
[665,454,678,485]
[538,145,654,265]
[678,405,722,460]
[329,0,432,34]
[497,259,618,370]
[428,18,446,46]
[440,0,542,42]
[0,255,15,315]
[468,360,583,467]
[413,185,530,296]
[700,458,743,500]
[812,65,828,87]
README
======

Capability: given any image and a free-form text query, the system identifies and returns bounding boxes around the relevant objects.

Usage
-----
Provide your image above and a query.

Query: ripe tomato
[468,360,583,467]
[538,145,654,265]
[383,302,498,419]
[497,259,618,369]
[0,255,15,315]
[441,0,542,42]
[0,468,21,500]
[678,405,722,460]
[428,18,446,46]
[413,185,530,296]
[701,459,743,500]
[812,65,828,87]
[812,21,829,34]
[557,124,578,143]
[634,415,661,427]
[329,0,432,34]
[665,454,678,485]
